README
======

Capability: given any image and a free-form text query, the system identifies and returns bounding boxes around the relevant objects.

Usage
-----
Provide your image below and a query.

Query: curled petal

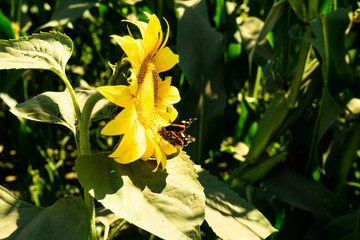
[154,47,179,73]
[141,131,155,161]
[101,101,136,136]
[111,35,144,72]
[158,135,178,155]
[110,120,146,163]
[157,103,178,123]
[97,85,133,107]
[144,14,162,58]
[153,143,167,171]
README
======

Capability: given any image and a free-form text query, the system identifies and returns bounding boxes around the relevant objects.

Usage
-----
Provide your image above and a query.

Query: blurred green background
[0,0,359,239]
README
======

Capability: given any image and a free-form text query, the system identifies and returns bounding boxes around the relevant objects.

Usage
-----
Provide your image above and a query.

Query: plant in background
[0,10,275,240]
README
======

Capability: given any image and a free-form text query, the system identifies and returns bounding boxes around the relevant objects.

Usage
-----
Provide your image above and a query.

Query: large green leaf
[0,185,90,240]
[10,90,109,133]
[75,152,205,240]
[195,166,277,240]
[0,31,73,80]
[263,167,344,223]
[176,0,226,162]
[39,0,97,29]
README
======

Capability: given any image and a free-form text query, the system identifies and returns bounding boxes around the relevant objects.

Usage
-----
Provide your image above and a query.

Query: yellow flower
[97,13,180,170]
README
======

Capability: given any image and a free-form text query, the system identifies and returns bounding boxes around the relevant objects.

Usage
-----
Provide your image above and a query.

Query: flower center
[135,57,158,129]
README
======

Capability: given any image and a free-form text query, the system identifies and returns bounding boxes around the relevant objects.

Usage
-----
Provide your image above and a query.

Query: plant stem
[79,91,104,155]
[107,219,127,240]
[60,74,82,123]
[78,90,104,240]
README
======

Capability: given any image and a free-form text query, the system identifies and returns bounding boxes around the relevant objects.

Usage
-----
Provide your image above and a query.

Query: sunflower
[97,13,180,170]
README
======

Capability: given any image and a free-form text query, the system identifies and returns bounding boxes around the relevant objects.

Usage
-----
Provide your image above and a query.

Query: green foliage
[0,0,359,239]
[176,0,226,163]
[76,152,206,240]
[10,90,109,133]
[0,186,90,240]
[196,166,277,240]
[0,32,73,80]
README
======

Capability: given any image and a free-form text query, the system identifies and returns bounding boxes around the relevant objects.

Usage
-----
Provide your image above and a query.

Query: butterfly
[158,118,197,148]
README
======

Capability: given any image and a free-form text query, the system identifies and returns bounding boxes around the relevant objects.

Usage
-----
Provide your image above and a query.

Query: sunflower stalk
[78,90,104,240]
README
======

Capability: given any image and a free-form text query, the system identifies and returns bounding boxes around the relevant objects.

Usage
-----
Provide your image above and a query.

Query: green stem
[60,74,82,123]
[107,219,127,240]
[84,191,96,240]
[78,90,104,240]
[79,90,104,155]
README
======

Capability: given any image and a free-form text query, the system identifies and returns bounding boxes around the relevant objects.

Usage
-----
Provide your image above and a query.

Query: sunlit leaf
[75,152,205,240]
[0,31,72,80]
[10,90,109,133]
[0,185,90,240]
[39,0,97,29]
[176,0,226,162]
[195,166,277,240]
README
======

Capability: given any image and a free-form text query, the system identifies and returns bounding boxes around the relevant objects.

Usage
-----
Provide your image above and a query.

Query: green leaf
[75,152,205,240]
[308,8,352,88]
[321,211,359,240]
[0,31,73,80]
[308,86,342,169]
[195,166,277,240]
[39,0,97,29]
[248,0,287,70]
[240,151,287,183]
[263,167,344,222]
[0,185,90,240]
[10,89,109,133]
[288,0,308,22]
[239,17,274,68]
[0,10,15,39]
[176,0,226,162]
[246,94,290,163]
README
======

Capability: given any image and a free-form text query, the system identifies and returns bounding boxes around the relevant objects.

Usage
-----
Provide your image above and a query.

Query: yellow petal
[154,47,179,73]
[152,143,167,171]
[158,78,181,104]
[97,85,133,107]
[111,35,144,72]
[141,131,154,160]
[157,103,178,123]
[143,14,162,58]
[158,134,178,155]
[101,101,136,136]
[110,120,146,163]
[123,19,147,39]
[156,17,170,55]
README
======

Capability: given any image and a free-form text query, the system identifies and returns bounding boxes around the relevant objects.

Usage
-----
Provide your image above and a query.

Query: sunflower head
[97,12,181,171]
